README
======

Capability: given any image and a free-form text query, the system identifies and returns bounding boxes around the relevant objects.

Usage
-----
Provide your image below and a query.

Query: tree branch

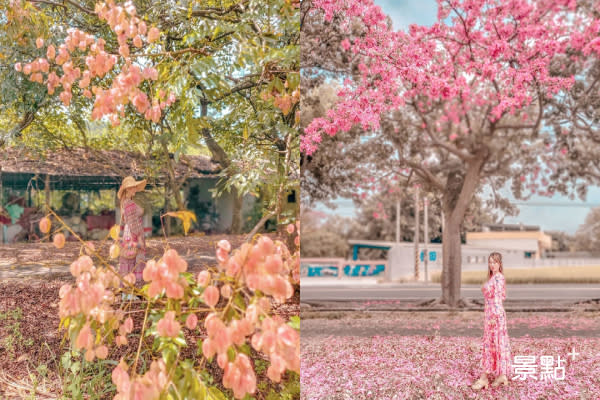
[183,0,249,18]
[30,0,95,15]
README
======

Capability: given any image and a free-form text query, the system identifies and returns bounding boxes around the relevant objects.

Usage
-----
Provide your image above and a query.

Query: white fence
[509,258,600,268]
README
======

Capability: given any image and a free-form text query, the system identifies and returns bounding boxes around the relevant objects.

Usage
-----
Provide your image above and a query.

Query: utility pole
[0,166,3,244]
[424,197,429,283]
[414,186,420,281]
[395,197,401,243]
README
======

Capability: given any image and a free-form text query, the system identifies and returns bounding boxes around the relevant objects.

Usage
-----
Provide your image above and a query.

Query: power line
[512,202,600,207]
[329,199,600,207]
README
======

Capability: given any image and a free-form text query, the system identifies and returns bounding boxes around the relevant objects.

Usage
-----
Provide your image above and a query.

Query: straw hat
[118,176,147,200]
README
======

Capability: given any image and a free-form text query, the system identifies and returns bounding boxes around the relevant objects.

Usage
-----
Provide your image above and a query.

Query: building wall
[467,231,553,260]
[185,179,257,233]
[385,242,548,281]
[467,238,540,252]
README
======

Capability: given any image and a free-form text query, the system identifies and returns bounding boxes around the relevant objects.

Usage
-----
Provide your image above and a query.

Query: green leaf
[70,361,80,374]
[233,292,246,311]
[174,335,187,347]
[207,387,228,400]
[287,72,300,90]
[288,315,300,331]
[272,77,284,93]
[227,346,236,362]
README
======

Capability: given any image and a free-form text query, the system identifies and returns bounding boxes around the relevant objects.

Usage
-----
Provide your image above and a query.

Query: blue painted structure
[301,261,387,277]
[351,243,391,260]
[419,251,437,261]
[343,263,385,276]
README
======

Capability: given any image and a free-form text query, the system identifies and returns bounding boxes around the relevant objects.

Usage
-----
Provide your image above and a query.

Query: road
[300,283,600,301]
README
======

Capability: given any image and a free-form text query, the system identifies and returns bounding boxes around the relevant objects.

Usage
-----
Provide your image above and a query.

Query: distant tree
[300,208,350,257]
[546,230,576,252]
[574,208,600,251]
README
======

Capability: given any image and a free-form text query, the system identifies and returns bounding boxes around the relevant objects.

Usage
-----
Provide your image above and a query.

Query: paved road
[301,283,600,301]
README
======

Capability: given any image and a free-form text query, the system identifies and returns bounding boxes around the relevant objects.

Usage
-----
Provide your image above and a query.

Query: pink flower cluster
[202,312,255,360]
[252,316,300,382]
[74,323,109,362]
[59,256,117,320]
[142,249,188,298]
[202,312,257,398]
[116,316,133,346]
[14,0,174,125]
[156,311,181,338]
[112,359,169,400]
[223,353,257,399]
[54,233,299,400]
[217,237,295,303]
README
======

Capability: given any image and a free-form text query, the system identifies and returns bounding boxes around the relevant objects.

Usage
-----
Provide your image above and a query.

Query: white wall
[468,238,539,252]
[385,242,581,281]
[186,179,257,233]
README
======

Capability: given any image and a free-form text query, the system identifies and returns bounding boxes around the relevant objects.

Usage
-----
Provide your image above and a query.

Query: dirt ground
[0,277,299,398]
[0,233,285,276]
[0,233,299,399]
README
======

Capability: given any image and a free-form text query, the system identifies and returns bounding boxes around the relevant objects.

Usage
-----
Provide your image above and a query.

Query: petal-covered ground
[301,313,600,399]
[301,311,600,338]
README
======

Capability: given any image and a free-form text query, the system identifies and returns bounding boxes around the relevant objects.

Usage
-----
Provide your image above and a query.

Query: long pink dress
[481,272,512,377]
[119,199,146,282]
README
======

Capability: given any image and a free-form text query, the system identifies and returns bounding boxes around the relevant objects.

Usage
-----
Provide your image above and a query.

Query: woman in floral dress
[117,176,147,283]
[472,251,512,390]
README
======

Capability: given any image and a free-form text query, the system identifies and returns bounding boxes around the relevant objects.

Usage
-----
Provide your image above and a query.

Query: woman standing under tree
[472,251,513,390]
[117,176,147,283]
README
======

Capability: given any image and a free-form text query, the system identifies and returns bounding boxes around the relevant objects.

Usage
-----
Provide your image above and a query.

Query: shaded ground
[0,233,283,280]
[301,311,600,338]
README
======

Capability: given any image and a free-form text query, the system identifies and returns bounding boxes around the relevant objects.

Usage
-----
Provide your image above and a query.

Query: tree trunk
[199,101,241,232]
[0,166,3,245]
[230,186,243,234]
[441,211,462,306]
[164,186,171,237]
[162,142,184,210]
[440,157,484,307]
[414,186,420,280]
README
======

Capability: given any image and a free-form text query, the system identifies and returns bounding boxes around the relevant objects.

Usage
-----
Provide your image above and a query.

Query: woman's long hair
[488,252,503,279]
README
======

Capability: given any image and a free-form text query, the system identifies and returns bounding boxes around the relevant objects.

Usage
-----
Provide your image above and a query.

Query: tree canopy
[2,0,300,233]
[303,0,600,306]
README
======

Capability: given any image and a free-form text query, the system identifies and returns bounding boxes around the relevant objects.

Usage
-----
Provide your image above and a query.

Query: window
[287,190,296,203]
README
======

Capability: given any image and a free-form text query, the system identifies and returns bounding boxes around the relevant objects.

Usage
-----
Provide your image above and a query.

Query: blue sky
[312,0,600,234]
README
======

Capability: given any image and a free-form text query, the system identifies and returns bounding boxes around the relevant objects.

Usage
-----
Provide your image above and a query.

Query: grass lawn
[431,266,600,284]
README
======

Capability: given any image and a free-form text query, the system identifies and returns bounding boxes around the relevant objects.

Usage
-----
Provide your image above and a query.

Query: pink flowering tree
[39,212,300,399]
[303,0,600,306]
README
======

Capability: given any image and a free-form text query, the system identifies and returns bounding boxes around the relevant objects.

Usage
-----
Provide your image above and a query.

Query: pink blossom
[203,286,220,307]
[156,311,181,338]
[147,27,160,43]
[185,313,198,330]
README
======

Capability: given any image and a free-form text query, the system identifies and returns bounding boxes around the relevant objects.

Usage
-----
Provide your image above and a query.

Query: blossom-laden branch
[302,0,599,155]
[51,209,301,399]
[12,0,175,127]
